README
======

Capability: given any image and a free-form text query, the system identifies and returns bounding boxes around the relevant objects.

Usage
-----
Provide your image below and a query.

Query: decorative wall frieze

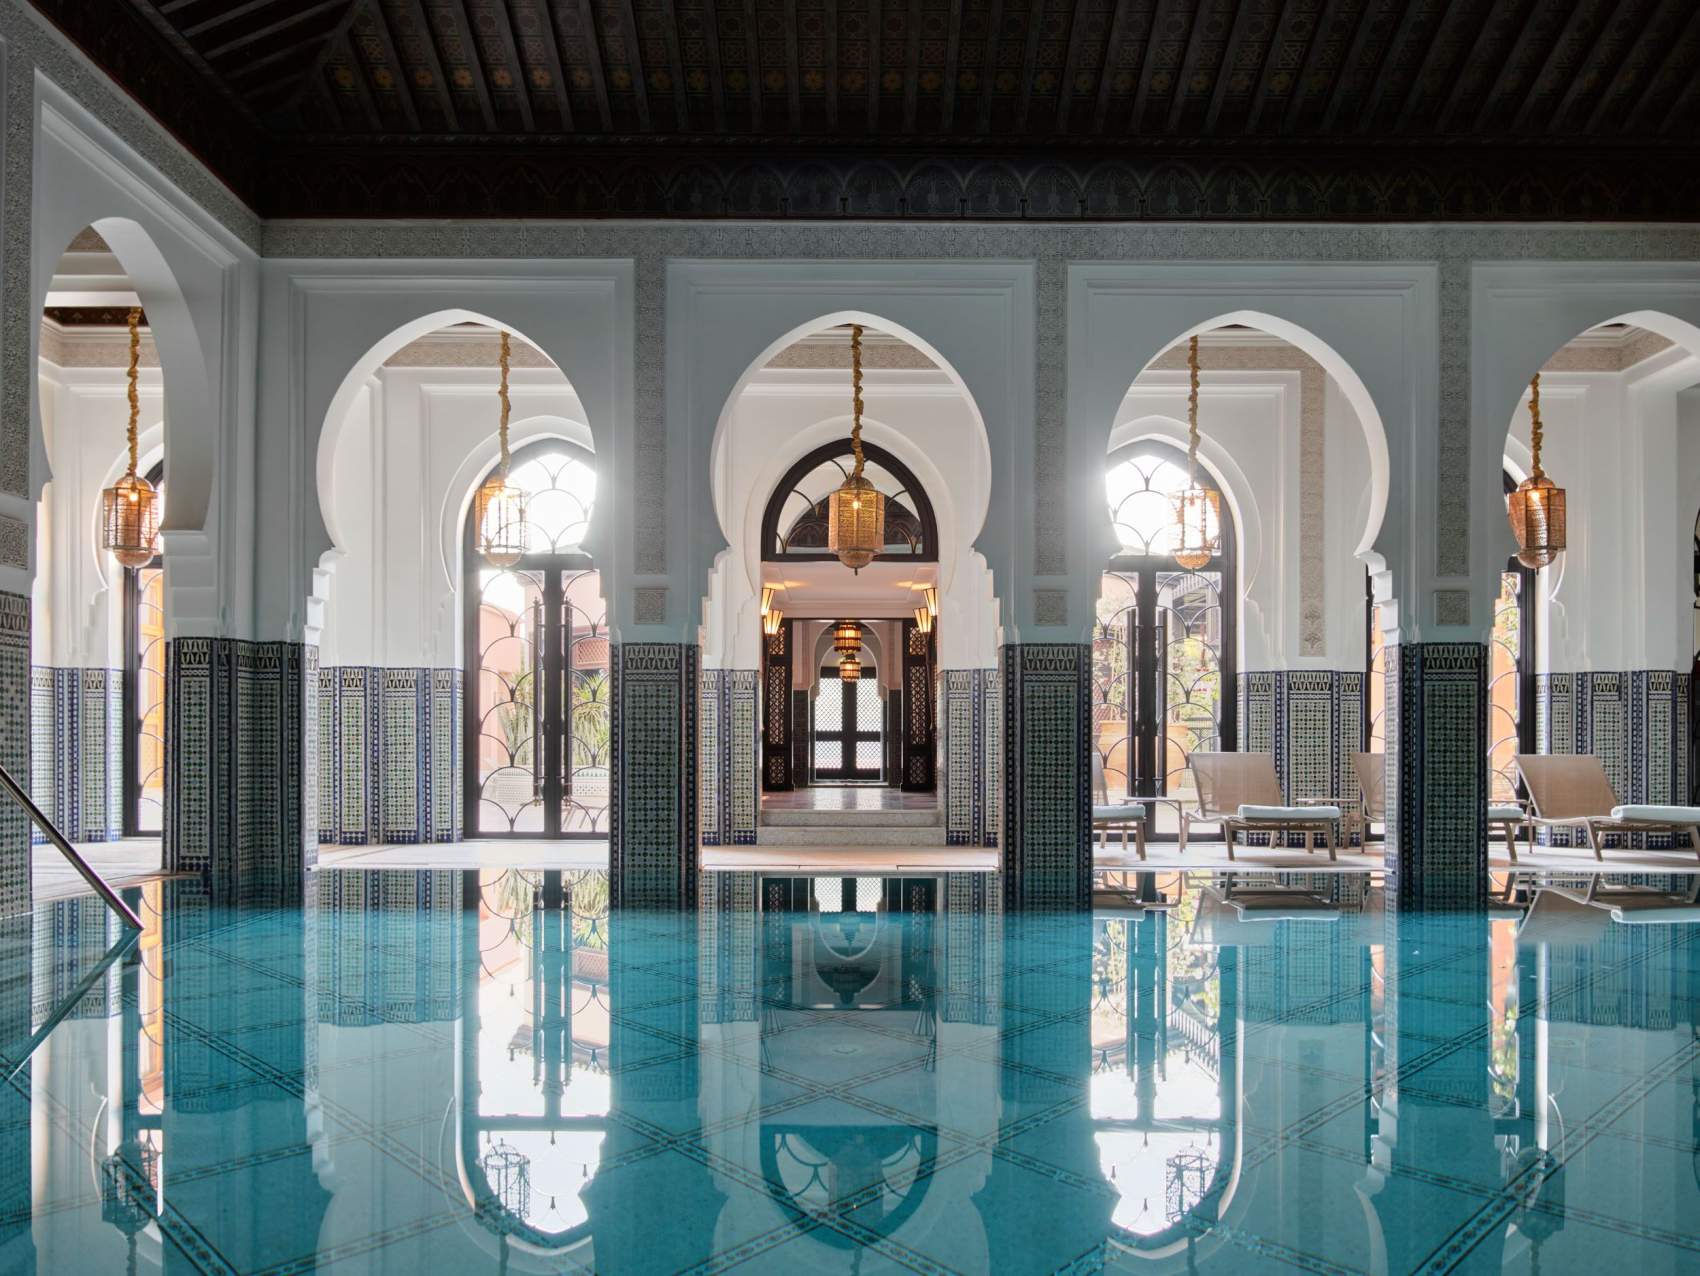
[1540,326,1676,373]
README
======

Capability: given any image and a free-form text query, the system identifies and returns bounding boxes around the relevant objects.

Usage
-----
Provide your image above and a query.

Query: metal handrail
[0,760,144,930]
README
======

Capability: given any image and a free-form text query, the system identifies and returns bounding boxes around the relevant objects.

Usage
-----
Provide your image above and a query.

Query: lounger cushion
[1237,804,1341,821]
[1488,805,1527,821]
[1092,804,1145,822]
[1609,906,1700,924]
[1609,804,1700,823]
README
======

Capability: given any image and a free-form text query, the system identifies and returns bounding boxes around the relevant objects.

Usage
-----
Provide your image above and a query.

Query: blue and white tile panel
[317,667,461,845]
[611,643,699,910]
[699,669,757,846]
[1236,670,1366,844]
[28,667,122,845]
[942,669,999,847]
[1001,644,1090,911]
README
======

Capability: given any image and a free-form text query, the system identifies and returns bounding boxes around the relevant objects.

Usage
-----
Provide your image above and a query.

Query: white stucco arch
[667,260,1032,640]
[1068,266,1429,643]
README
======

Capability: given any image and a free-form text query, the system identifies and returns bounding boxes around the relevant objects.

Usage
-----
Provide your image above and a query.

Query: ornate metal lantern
[1507,372,1566,569]
[833,618,863,681]
[1172,334,1221,572]
[826,324,886,572]
[475,331,529,568]
[101,308,160,569]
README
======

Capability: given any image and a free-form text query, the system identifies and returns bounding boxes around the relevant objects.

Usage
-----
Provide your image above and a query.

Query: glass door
[811,666,883,782]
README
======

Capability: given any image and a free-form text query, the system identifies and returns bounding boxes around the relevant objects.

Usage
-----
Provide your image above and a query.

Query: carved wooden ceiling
[29,0,1700,219]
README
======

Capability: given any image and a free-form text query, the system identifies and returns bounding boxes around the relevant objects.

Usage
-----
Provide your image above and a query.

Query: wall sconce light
[760,585,777,616]
[913,606,932,634]
[763,608,783,636]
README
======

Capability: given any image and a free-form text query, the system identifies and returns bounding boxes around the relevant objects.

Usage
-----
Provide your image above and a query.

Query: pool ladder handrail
[0,759,144,930]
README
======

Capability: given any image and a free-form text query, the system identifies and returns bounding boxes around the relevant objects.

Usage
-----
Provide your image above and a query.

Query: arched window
[761,439,938,562]
[1093,442,1236,830]
[463,440,609,838]
[124,462,166,836]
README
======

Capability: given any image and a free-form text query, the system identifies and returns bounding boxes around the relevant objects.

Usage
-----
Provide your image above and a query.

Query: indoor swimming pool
[5,867,1700,1274]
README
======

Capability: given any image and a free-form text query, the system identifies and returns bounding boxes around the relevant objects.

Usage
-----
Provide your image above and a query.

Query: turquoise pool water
[5,868,1700,1274]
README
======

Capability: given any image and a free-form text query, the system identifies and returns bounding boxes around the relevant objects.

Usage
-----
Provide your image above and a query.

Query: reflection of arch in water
[453,870,612,1256]
[758,1123,939,1245]
[1092,910,1244,1261]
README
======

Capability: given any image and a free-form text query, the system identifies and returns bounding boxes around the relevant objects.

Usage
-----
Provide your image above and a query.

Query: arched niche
[1069,269,1417,642]
[311,313,598,655]
[30,88,242,604]
[671,261,1028,639]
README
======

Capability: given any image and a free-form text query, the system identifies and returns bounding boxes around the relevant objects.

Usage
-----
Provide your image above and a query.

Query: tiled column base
[1001,644,1090,910]
[942,669,999,847]
[1385,643,1488,910]
[316,666,461,844]
[1536,670,1692,848]
[610,643,699,909]
[166,639,316,902]
[29,667,122,844]
[0,595,30,917]
[698,669,757,846]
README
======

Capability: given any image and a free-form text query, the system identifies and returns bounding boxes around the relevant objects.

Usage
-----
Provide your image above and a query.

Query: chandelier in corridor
[1172,333,1220,572]
[834,618,863,680]
[826,323,886,572]
[1507,372,1566,569]
[475,330,528,567]
[101,307,160,569]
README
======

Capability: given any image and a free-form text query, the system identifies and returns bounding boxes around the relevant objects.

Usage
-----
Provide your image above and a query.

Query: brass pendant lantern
[1172,334,1221,572]
[1507,372,1567,570]
[101,308,160,569]
[474,331,528,568]
[827,324,886,573]
[833,619,863,681]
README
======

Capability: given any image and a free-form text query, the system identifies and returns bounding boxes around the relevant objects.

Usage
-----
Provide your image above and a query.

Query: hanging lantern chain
[497,330,512,475]
[1527,371,1543,480]
[1186,333,1200,484]
[125,306,141,477]
[849,323,866,480]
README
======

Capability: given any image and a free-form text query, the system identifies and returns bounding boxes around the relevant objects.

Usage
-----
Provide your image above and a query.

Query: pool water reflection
[6,868,1700,1273]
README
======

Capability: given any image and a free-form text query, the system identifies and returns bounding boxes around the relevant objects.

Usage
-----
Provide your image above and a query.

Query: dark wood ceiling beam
[1356,0,1437,133]
[1549,0,1647,134]
[1163,0,1212,134]
[616,0,654,130]
[438,0,497,129]
[1089,0,1140,134]
[574,0,616,130]
[657,0,689,130]
[1657,57,1700,133]
[309,61,348,128]
[365,0,421,130]
[743,0,763,129]
[1433,0,1526,133]
[1201,0,1263,134]
[1393,0,1480,132]
[824,0,839,128]
[487,0,535,131]
[941,0,962,131]
[400,0,460,130]
[785,0,804,130]
[1621,1,1700,131]
[869,0,884,131]
[1126,0,1171,132]
[1581,0,1676,134]
[1468,0,1557,133]
[337,33,386,129]
[1316,0,1380,134]
[181,0,301,40]
[530,0,579,129]
[902,0,923,132]
[1508,0,1603,134]
[1015,0,1047,132]
[1239,0,1299,134]
[199,0,351,61]
[1051,0,1089,133]
[978,0,1004,134]
[1279,0,1343,133]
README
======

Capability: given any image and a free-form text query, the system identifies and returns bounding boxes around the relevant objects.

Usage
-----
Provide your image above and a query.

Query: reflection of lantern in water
[100,1143,157,1235]
[1164,1145,1213,1224]
[482,1139,532,1220]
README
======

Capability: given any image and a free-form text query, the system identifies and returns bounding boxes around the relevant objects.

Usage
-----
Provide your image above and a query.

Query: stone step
[761,807,940,828]
[756,825,948,847]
